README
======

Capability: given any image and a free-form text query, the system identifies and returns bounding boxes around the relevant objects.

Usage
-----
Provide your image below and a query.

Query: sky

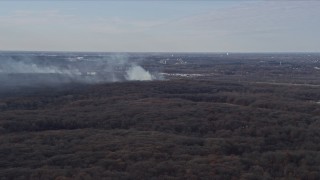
[0,1,319,52]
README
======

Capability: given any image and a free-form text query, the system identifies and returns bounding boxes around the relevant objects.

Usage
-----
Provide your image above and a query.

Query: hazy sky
[0,1,319,52]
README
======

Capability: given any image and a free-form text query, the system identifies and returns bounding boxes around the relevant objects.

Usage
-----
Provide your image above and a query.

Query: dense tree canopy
[0,79,320,179]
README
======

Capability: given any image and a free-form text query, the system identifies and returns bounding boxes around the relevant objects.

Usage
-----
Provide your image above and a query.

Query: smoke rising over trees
[0,52,159,89]
[1,52,320,179]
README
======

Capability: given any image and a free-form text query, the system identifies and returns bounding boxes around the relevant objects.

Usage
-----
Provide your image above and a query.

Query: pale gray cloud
[0,1,319,52]
[0,10,75,26]
[146,1,320,52]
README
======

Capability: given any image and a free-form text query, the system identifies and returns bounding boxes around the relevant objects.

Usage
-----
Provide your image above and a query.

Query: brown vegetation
[1,79,320,179]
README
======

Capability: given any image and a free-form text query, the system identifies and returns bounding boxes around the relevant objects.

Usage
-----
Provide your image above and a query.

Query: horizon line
[0,50,319,54]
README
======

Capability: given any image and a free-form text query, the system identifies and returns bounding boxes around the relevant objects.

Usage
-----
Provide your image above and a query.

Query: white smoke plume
[0,52,161,89]
[125,65,154,81]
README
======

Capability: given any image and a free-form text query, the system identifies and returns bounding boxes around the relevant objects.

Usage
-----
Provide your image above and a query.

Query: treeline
[0,80,320,179]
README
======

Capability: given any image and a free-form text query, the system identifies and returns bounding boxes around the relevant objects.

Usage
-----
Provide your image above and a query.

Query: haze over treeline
[1,52,320,179]
[1,0,320,179]
[0,52,160,90]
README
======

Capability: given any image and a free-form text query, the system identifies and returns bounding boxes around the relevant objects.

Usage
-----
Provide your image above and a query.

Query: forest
[0,53,320,179]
